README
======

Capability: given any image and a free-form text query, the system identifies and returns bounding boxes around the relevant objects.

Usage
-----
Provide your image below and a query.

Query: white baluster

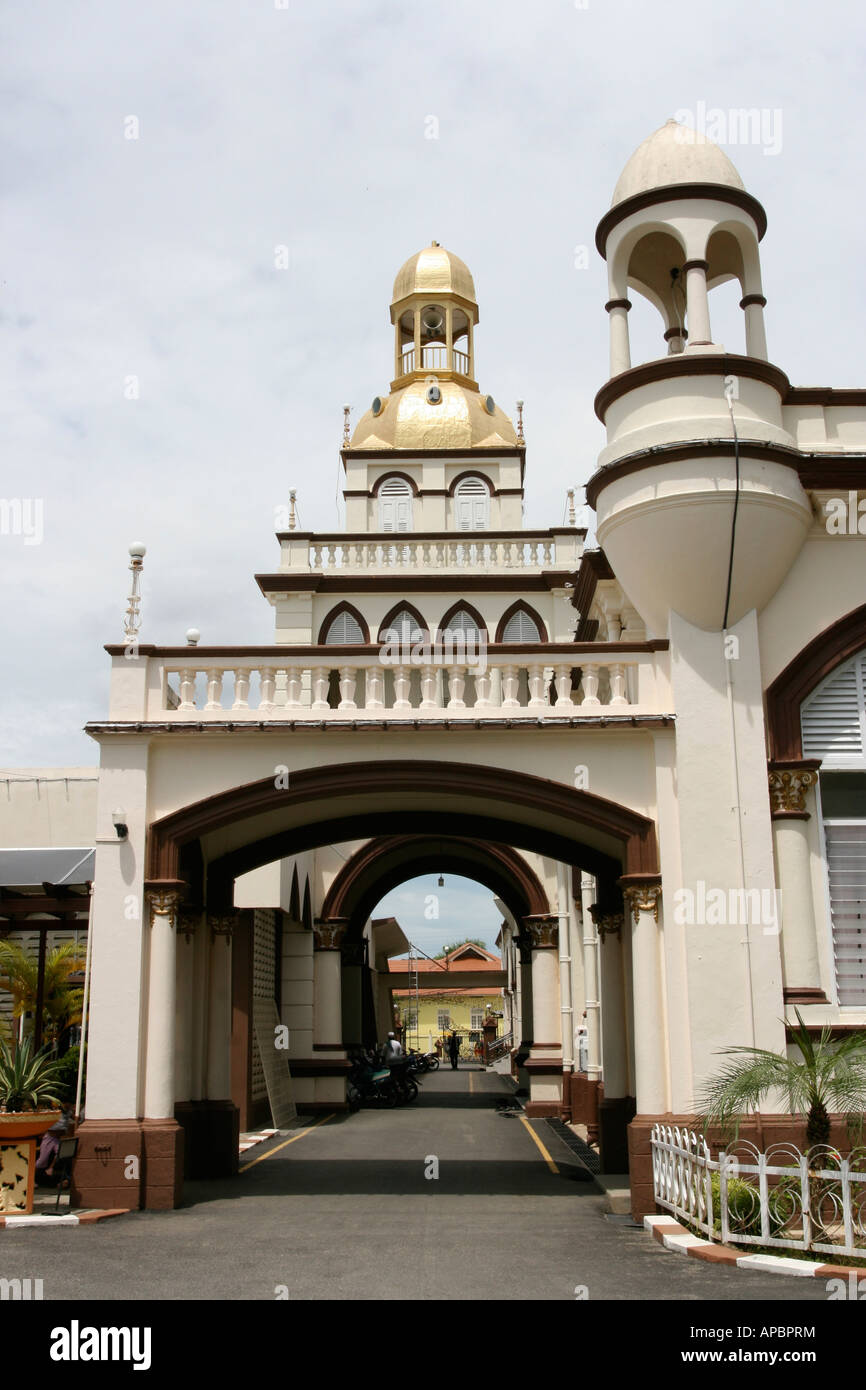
[435,542,445,568]
[543,541,553,566]
[580,663,600,707]
[260,666,276,711]
[474,668,492,708]
[420,664,437,711]
[367,663,385,711]
[554,664,574,710]
[285,666,302,709]
[609,662,628,707]
[179,668,197,710]
[311,666,330,712]
[232,669,250,710]
[447,666,466,709]
[338,666,357,711]
[312,544,323,569]
[393,665,411,711]
[527,664,546,709]
[204,668,223,712]
[501,664,520,709]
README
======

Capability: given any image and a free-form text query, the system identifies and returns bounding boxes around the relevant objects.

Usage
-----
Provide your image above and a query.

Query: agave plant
[0,1037,68,1113]
[698,1010,866,1148]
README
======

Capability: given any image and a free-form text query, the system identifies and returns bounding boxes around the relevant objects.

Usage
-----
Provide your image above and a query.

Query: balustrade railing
[303,536,560,571]
[137,647,664,722]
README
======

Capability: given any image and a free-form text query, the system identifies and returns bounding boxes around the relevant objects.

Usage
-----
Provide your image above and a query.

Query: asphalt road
[0,1068,835,1301]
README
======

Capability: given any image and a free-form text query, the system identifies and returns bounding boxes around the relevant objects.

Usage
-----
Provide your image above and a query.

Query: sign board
[252,998,298,1129]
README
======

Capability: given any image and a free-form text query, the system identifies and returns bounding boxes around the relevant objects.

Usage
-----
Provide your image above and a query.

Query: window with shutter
[443,608,481,639]
[454,476,490,531]
[502,609,542,643]
[324,610,364,644]
[381,609,425,644]
[378,477,413,532]
[802,652,866,1007]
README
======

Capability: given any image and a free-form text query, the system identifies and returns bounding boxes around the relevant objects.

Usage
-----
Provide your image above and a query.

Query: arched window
[322,607,366,644]
[379,606,427,644]
[378,476,413,532]
[439,604,486,641]
[802,651,866,1006]
[501,607,543,643]
[454,475,490,531]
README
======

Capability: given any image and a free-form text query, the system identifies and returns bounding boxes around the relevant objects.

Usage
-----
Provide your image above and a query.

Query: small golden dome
[351,379,516,451]
[392,242,477,305]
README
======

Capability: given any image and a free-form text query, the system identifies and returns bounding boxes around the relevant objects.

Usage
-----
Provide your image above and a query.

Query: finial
[431,240,440,247]
[186,628,200,646]
[567,489,576,527]
[123,543,146,642]
[288,489,297,532]
[343,404,351,447]
[516,399,525,444]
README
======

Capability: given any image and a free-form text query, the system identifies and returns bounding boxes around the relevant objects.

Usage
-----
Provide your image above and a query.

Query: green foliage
[706,1172,794,1237]
[0,939,86,1045]
[53,1045,85,1105]
[697,1010,866,1147]
[0,1037,67,1113]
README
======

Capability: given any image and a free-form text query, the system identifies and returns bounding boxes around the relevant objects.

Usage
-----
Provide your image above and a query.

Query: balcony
[277,530,583,575]
[101,642,672,727]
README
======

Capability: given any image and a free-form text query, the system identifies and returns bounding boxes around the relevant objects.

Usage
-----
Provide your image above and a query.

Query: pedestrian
[448,1031,460,1070]
[384,1030,403,1059]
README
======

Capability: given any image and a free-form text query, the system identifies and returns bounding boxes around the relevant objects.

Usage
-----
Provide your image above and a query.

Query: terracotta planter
[0,1110,62,1214]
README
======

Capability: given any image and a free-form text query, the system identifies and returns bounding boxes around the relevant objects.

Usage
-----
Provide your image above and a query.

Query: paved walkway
[0,1069,832,1300]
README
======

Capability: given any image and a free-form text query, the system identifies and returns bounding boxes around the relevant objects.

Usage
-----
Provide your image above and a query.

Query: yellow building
[390,944,504,1053]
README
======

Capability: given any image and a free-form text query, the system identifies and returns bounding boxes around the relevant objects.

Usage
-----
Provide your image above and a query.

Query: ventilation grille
[825,822,866,1007]
[251,909,277,1101]
[502,609,541,643]
[325,610,364,644]
[801,655,865,762]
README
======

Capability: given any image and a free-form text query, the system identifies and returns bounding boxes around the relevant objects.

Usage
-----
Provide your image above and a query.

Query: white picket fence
[651,1123,866,1258]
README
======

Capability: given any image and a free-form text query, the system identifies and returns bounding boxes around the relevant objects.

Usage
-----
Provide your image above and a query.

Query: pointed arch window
[501,608,543,643]
[322,607,366,644]
[439,605,486,641]
[379,607,427,644]
[378,476,414,533]
[454,476,490,531]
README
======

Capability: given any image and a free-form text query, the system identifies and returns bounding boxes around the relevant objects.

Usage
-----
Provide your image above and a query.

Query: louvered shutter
[445,608,481,638]
[824,822,866,1006]
[383,609,424,643]
[455,476,490,531]
[801,654,866,763]
[502,609,541,643]
[379,478,413,532]
[324,610,364,644]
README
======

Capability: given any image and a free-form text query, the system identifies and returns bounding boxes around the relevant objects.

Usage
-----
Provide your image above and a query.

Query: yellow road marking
[239,1113,334,1172]
[469,1071,476,1094]
[519,1115,559,1173]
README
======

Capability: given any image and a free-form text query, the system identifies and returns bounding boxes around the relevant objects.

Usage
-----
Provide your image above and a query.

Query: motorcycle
[347,1052,398,1108]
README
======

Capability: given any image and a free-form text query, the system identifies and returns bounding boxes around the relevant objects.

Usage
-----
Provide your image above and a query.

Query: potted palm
[0,1037,69,1214]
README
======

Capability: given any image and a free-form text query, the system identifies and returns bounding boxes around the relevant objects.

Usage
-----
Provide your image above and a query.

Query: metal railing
[652,1124,866,1258]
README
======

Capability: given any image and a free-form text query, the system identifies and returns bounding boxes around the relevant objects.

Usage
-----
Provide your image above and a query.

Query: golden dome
[351,379,516,450]
[392,242,477,305]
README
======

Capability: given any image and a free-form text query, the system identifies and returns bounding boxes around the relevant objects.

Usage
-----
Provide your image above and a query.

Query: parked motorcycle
[347,1052,398,1108]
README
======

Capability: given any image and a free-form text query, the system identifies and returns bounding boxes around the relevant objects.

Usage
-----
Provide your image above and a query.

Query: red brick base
[73,1118,184,1211]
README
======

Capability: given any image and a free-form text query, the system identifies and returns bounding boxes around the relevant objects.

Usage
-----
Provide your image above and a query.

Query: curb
[644,1215,866,1282]
[0,1208,129,1229]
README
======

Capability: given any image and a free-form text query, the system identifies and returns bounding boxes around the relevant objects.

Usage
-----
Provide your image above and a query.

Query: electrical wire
[721,385,741,631]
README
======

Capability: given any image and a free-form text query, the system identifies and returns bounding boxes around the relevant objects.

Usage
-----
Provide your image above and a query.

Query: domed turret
[611,118,746,207]
[392,243,477,305]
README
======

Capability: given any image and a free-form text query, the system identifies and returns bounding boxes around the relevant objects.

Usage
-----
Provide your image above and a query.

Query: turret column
[683,259,712,345]
[741,293,768,360]
[605,298,631,376]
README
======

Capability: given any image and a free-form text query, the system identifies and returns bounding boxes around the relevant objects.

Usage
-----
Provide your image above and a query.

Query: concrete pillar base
[569,1074,601,1137]
[598,1093,635,1173]
[525,1050,563,1116]
[73,1117,184,1211]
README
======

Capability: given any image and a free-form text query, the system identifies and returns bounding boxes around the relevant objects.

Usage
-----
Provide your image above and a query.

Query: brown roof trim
[148,758,659,885]
[798,458,866,488]
[275,527,580,543]
[341,446,526,461]
[594,353,791,424]
[585,437,802,510]
[104,638,669,659]
[256,572,578,595]
[765,602,866,761]
[573,549,616,618]
[595,182,768,256]
[786,387,866,407]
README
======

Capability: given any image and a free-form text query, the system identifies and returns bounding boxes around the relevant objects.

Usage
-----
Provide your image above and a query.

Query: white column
[556,865,574,1069]
[526,919,561,1046]
[206,915,235,1098]
[769,764,823,996]
[174,912,196,1102]
[144,888,182,1119]
[741,293,768,360]
[684,259,712,345]
[313,921,346,1047]
[606,298,631,376]
[622,880,667,1114]
[592,904,628,1099]
[579,876,601,1082]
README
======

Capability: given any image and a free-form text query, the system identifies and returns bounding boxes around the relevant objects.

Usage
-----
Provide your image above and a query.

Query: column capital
[208,912,240,940]
[768,760,821,819]
[314,917,349,951]
[144,880,186,925]
[604,297,632,313]
[523,914,559,949]
[178,908,201,942]
[589,904,624,941]
[682,258,709,273]
[341,938,366,967]
[618,874,662,925]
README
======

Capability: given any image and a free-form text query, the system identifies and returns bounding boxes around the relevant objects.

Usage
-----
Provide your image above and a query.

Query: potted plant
[0,1037,69,1214]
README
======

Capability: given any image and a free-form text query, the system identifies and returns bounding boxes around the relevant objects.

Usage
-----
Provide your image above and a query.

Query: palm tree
[0,939,86,1047]
[698,1010,866,1149]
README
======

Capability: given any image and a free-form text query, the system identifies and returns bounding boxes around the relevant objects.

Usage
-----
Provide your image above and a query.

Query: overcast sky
[2,0,864,767]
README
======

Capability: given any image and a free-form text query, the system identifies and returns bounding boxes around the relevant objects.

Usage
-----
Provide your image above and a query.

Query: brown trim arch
[317,601,371,645]
[448,470,493,497]
[766,603,866,761]
[148,759,659,890]
[437,600,488,636]
[377,601,429,642]
[371,471,420,497]
[320,835,551,934]
[495,601,549,644]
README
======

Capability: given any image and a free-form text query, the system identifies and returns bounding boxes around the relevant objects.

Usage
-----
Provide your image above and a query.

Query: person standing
[448,1031,460,1070]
